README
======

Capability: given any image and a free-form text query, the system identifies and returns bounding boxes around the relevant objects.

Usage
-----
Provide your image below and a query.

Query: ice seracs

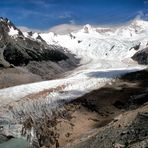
[38,19,148,64]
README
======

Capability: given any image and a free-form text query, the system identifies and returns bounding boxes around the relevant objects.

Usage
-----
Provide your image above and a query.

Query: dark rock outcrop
[132,47,148,64]
[0,17,79,86]
[129,43,141,51]
[0,17,78,68]
[67,111,148,148]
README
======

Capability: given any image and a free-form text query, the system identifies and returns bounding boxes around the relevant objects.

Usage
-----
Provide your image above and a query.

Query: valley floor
[0,59,145,107]
[0,59,147,148]
[4,69,146,148]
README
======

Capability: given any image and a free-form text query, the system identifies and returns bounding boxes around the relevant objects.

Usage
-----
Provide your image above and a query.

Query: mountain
[35,19,148,64]
[0,17,79,88]
[0,18,148,148]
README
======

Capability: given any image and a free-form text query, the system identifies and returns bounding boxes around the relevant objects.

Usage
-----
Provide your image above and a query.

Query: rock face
[0,17,77,67]
[0,17,79,87]
[67,111,148,148]
[132,47,148,64]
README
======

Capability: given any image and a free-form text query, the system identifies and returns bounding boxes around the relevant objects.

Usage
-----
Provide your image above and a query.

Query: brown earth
[22,69,148,148]
[0,67,42,89]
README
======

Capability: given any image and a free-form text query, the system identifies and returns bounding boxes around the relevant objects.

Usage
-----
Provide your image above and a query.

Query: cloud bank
[18,24,82,34]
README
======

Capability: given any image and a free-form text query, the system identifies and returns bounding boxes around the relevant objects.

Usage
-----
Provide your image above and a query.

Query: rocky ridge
[0,17,79,88]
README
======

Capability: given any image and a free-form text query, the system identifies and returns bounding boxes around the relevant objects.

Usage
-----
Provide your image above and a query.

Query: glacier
[0,19,148,147]
[0,19,148,127]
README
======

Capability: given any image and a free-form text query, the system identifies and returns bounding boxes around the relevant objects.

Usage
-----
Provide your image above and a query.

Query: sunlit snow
[0,19,148,110]
[8,26,19,36]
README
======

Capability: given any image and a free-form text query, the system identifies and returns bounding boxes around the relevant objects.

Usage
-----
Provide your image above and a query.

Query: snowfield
[1,19,148,112]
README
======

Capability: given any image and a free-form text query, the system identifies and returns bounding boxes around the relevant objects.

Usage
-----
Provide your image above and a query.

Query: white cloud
[135,11,145,19]
[18,26,44,33]
[18,23,83,34]
[48,24,82,34]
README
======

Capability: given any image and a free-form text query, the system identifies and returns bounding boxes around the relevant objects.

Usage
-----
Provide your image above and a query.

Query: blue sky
[0,0,147,30]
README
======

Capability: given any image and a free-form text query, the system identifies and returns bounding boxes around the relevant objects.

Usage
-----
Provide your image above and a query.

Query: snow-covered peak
[130,19,148,28]
[38,19,148,65]
[110,19,148,39]
[29,32,46,42]
[8,26,19,36]
[32,32,39,39]
[39,32,58,44]
[0,17,10,23]
[126,19,148,35]
[82,24,93,33]
[22,32,29,38]
[0,17,23,38]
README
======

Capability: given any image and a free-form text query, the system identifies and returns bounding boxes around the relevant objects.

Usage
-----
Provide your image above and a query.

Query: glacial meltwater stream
[0,138,29,148]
